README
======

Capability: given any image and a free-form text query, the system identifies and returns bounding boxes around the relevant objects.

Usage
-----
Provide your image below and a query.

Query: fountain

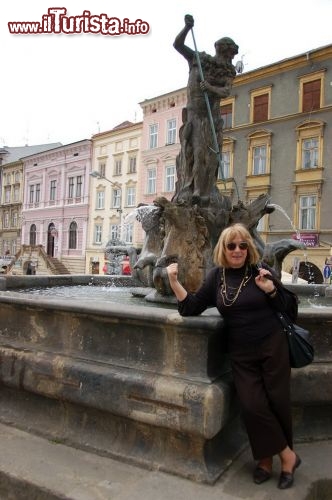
[130,18,305,297]
[0,15,331,488]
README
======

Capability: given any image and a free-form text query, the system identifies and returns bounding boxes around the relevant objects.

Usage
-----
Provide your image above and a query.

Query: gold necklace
[220,265,252,307]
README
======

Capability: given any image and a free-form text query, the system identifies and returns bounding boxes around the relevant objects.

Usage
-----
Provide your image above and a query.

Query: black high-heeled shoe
[278,454,301,489]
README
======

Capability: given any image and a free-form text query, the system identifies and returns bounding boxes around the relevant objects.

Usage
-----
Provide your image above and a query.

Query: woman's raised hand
[166,262,178,282]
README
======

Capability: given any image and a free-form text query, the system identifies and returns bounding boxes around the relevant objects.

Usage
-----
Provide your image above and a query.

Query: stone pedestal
[0,283,331,483]
[0,292,247,483]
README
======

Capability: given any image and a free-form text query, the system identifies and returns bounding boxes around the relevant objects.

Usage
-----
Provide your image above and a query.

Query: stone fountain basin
[0,275,331,483]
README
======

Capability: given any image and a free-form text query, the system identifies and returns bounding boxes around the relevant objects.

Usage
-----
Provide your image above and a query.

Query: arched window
[69,221,77,249]
[29,224,37,245]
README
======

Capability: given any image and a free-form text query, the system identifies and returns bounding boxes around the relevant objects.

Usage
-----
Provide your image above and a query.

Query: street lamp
[89,170,123,241]
[89,170,120,188]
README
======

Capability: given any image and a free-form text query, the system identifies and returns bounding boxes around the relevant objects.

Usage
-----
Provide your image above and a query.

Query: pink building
[137,88,186,243]
[21,140,92,274]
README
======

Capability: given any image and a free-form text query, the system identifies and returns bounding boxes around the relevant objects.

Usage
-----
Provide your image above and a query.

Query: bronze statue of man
[172,14,238,209]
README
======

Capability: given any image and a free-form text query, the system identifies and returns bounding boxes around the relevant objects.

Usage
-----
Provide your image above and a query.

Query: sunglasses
[226,241,249,251]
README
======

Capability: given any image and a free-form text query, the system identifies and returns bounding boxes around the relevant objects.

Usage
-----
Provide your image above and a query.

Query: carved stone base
[0,386,248,484]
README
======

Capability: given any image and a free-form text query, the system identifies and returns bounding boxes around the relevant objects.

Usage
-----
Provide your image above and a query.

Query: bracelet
[266,287,277,296]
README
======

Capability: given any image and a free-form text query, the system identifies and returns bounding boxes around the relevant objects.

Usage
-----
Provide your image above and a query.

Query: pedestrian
[166,222,301,489]
[121,256,131,275]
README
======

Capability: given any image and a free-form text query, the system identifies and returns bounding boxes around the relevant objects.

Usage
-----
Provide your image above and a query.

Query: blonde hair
[213,223,260,268]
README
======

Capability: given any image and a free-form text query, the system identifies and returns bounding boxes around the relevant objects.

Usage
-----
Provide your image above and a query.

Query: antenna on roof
[235,60,244,74]
[235,54,247,74]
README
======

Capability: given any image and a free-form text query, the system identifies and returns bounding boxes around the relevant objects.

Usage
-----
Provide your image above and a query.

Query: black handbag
[276,312,314,368]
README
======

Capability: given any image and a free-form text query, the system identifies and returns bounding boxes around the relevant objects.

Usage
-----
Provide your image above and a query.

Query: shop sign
[292,233,319,247]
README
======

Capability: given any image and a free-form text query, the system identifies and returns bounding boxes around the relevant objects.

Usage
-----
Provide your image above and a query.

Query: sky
[2,0,332,147]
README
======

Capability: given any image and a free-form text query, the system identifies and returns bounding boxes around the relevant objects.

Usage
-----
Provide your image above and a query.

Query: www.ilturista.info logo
[8,8,150,35]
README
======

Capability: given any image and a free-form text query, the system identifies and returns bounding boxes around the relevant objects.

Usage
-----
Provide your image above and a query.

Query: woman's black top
[178,264,297,351]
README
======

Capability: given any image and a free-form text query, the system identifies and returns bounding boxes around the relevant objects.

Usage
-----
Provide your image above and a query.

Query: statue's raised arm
[173,14,195,62]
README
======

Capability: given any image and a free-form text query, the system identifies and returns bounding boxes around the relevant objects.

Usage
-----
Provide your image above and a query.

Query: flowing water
[269,203,301,240]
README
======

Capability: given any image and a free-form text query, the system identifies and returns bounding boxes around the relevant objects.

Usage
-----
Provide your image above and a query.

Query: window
[68,177,74,198]
[247,131,272,183]
[165,165,175,192]
[123,223,133,244]
[296,121,323,171]
[50,180,56,201]
[128,157,137,173]
[147,168,156,194]
[252,145,267,175]
[166,119,176,145]
[94,224,102,244]
[149,124,158,149]
[302,138,319,169]
[68,176,82,200]
[96,190,105,209]
[4,186,11,203]
[29,185,34,204]
[99,162,106,178]
[250,87,271,123]
[221,103,233,128]
[218,151,231,180]
[253,94,269,122]
[110,224,120,241]
[28,184,40,204]
[4,212,9,228]
[3,241,10,254]
[112,188,121,209]
[29,224,37,245]
[299,195,316,230]
[302,79,321,112]
[69,221,77,249]
[126,186,136,207]
[13,185,20,202]
[299,72,324,113]
[12,212,18,227]
[12,240,17,255]
[35,184,40,203]
[76,176,82,197]
[114,158,122,175]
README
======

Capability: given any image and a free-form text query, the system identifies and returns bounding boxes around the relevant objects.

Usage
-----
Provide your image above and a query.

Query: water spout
[124,205,160,224]
[269,204,301,240]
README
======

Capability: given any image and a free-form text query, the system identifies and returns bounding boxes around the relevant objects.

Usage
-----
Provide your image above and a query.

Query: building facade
[217,43,332,282]
[137,88,186,243]
[21,140,92,274]
[86,121,142,274]
[0,143,61,260]
[2,43,331,280]
[137,45,332,281]
[0,159,23,257]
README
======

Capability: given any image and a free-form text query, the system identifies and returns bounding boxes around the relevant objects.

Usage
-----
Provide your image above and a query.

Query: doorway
[47,223,56,257]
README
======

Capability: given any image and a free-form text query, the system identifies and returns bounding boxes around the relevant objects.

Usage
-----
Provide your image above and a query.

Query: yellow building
[86,121,142,274]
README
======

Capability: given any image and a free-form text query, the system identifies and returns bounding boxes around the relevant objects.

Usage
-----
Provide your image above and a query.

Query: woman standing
[166,223,301,489]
